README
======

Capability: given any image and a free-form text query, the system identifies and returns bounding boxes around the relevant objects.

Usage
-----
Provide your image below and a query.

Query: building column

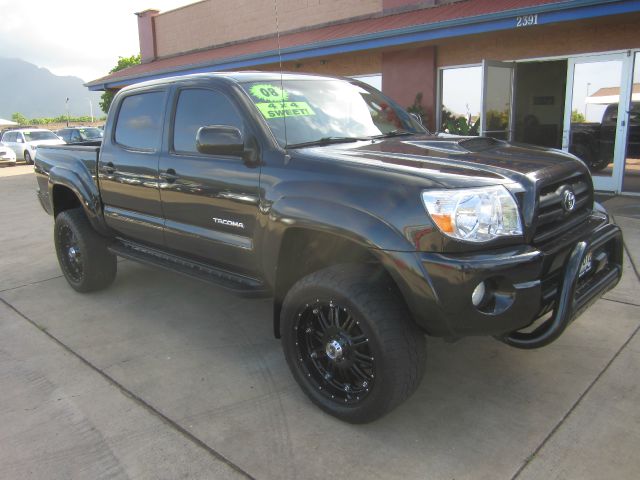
[136,9,160,64]
[381,46,437,131]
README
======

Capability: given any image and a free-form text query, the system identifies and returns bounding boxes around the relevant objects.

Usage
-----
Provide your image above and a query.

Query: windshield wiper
[286,136,368,149]
[369,129,415,139]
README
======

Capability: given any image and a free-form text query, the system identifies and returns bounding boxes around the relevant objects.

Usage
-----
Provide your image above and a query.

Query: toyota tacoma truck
[34,72,623,423]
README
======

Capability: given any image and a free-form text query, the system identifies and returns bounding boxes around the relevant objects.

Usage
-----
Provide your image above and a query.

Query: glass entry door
[481,60,515,141]
[562,53,630,192]
[622,51,640,194]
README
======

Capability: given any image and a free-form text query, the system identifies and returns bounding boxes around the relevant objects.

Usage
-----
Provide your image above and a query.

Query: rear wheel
[54,208,117,292]
[24,151,32,164]
[281,264,426,423]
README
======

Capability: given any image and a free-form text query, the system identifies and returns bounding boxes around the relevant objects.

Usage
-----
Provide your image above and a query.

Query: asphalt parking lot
[1,165,639,480]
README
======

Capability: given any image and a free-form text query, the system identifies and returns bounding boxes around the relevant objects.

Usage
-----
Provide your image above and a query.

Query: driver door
[159,86,261,275]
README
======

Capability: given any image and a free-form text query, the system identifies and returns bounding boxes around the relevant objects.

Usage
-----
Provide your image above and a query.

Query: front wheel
[24,150,33,164]
[281,264,426,423]
[54,208,117,292]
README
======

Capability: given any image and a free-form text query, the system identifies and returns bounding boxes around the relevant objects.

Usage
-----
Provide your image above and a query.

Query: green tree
[571,109,586,123]
[11,112,28,125]
[440,108,480,136]
[99,54,141,114]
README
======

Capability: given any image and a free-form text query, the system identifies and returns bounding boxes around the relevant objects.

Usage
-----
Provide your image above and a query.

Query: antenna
[273,0,288,147]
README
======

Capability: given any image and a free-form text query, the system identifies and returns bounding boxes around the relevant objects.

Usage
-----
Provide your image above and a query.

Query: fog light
[471,281,486,307]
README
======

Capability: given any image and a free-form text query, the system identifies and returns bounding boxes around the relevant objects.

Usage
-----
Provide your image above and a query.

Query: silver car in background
[0,143,17,165]
[0,129,65,164]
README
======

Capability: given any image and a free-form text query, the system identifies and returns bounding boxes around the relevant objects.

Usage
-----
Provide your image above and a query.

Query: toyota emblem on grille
[562,189,576,212]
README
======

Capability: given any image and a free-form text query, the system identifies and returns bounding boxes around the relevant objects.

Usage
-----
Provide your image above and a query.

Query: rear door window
[115,91,165,151]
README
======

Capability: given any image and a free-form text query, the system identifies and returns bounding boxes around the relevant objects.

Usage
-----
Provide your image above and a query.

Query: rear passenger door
[158,86,261,274]
[98,88,168,246]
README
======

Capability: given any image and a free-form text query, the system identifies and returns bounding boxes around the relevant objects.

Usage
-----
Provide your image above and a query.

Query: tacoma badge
[212,217,245,229]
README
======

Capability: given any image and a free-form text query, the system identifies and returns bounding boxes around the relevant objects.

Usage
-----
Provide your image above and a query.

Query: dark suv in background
[570,102,639,171]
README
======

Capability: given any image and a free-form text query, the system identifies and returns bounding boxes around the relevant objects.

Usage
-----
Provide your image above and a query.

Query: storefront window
[623,52,640,193]
[440,66,481,135]
[568,59,623,178]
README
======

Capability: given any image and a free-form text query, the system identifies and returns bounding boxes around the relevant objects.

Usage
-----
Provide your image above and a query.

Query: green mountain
[0,57,102,119]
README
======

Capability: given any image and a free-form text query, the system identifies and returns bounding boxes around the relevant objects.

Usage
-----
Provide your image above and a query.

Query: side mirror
[17,137,24,143]
[196,125,244,156]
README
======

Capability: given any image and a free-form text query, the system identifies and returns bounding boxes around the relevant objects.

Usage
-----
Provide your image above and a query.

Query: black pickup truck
[34,72,623,423]
[570,102,640,171]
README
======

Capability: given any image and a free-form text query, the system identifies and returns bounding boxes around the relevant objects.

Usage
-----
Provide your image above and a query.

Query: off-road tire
[54,208,117,292]
[281,264,426,423]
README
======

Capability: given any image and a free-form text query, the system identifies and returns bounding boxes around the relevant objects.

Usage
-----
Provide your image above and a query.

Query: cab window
[70,130,83,143]
[115,91,165,150]
[172,88,244,154]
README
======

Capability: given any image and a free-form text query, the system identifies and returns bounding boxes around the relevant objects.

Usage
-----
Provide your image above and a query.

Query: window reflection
[623,52,640,193]
[483,64,513,140]
[568,60,623,177]
[440,66,481,136]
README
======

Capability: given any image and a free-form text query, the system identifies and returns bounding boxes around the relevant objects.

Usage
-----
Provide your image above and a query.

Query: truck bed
[34,144,102,216]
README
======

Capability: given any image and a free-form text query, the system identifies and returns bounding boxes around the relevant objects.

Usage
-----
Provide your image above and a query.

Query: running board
[109,240,270,297]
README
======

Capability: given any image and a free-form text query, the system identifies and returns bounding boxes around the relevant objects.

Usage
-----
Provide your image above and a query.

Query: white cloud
[0,0,194,82]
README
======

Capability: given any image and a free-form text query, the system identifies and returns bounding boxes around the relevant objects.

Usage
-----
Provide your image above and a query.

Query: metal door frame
[480,60,516,141]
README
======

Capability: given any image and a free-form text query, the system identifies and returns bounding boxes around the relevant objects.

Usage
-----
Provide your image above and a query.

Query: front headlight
[421,185,522,242]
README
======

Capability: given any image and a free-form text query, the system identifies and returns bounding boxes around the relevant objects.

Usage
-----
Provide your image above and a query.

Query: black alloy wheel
[294,299,375,405]
[58,224,84,283]
[54,208,117,292]
[281,264,426,423]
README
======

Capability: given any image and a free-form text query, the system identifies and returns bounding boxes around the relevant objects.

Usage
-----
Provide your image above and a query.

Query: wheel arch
[48,166,108,234]
[264,197,416,338]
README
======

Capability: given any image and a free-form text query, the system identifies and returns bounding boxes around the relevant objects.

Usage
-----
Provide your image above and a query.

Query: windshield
[240,78,426,147]
[78,128,103,140]
[24,131,59,142]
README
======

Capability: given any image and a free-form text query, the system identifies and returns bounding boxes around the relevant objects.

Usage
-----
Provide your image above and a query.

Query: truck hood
[291,134,588,189]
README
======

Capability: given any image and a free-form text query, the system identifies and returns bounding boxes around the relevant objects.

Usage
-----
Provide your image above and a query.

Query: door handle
[160,168,178,183]
[103,162,116,174]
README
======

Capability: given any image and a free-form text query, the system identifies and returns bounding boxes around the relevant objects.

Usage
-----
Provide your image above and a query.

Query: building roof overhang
[87,0,640,91]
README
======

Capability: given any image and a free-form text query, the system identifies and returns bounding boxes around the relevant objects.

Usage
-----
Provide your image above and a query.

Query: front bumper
[383,211,623,344]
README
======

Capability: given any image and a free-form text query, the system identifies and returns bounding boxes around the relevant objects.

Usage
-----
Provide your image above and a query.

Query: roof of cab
[119,71,344,92]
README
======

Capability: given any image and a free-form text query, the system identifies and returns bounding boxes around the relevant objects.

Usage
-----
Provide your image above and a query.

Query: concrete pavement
[1,168,639,479]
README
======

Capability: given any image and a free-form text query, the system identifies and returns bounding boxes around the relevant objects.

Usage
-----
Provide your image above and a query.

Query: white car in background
[0,128,65,164]
[0,142,17,165]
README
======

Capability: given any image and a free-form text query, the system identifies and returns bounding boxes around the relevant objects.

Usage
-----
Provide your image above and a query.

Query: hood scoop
[405,136,502,155]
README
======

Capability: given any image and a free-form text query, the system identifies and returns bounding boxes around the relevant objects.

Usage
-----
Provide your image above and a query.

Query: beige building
[88,0,640,193]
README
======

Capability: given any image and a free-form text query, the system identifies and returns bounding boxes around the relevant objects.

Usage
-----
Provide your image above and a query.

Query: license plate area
[578,251,593,278]
[575,241,614,294]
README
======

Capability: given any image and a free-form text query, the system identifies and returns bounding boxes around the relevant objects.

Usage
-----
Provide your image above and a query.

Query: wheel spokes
[314,308,330,332]
[351,334,369,348]
[296,300,375,405]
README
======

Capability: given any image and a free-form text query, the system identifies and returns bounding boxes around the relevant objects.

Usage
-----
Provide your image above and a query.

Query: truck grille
[533,174,592,244]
